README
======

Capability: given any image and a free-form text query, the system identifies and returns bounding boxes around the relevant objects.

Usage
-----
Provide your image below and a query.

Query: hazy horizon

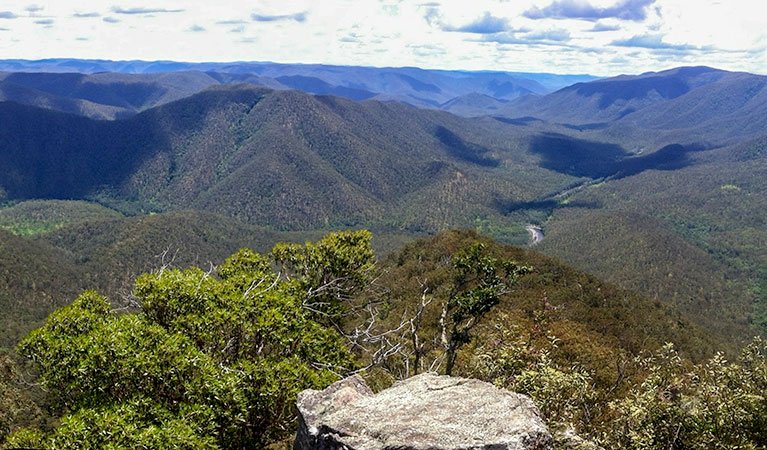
[0,0,764,77]
[3,56,743,78]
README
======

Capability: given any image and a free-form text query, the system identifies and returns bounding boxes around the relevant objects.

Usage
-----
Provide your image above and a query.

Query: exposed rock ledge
[294,372,555,450]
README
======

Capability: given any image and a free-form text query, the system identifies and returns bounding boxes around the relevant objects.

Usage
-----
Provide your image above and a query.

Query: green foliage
[272,229,375,320]
[0,355,42,444]
[9,232,369,449]
[444,243,531,374]
[751,275,767,332]
[0,229,84,351]
[3,428,46,449]
[470,318,597,429]
[0,208,414,364]
[603,339,767,449]
[0,200,122,237]
[468,314,767,449]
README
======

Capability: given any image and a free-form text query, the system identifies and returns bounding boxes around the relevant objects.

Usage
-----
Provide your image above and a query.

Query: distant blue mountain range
[0,58,597,111]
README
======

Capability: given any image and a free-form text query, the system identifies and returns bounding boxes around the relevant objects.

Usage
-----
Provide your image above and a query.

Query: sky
[0,0,765,76]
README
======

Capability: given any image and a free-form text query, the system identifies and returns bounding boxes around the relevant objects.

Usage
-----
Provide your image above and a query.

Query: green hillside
[0,80,132,120]
[0,73,766,355]
[37,210,304,296]
[537,135,767,341]
[376,230,723,369]
[0,85,577,233]
[0,71,230,119]
[0,229,83,350]
[0,200,123,236]
[501,67,767,150]
[504,66,735,124]
[0,209,421,348]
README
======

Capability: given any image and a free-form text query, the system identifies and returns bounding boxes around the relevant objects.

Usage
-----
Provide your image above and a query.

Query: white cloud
[0,0,763,76]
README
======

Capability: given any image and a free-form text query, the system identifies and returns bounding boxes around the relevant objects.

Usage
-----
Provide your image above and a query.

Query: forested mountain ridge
[503,66,737,124]
[2,72,767,345]
[488,66,767,150]
[0,228,83,350]
[0,84,579,232]
[0,70,285,119]
[4,62,765,153]
[538,134,767,341]
[0,59,598,118]
[0,205,422,350]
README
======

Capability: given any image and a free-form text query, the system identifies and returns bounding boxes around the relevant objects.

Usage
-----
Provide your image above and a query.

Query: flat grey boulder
[295,372,554,450]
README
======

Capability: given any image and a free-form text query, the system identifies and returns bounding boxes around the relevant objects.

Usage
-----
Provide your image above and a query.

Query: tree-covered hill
[0,213,731,366]
[0,70,290,120]
[0,71,226,119]
[603,71,767,148]
[497,66,767,150]
[0,206,424,349]
[0,79,132,120]
[503,66,735,124]
[376,230,724,366]
[537,134,767,342]
[0,200,123,236]
[0,84,578,233]
[0,229,83,350]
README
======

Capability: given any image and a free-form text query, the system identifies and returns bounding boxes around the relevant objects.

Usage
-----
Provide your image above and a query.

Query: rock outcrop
[295,372,554,450]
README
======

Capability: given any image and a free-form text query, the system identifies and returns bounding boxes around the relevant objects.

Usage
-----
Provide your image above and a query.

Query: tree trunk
[445,344,456,376]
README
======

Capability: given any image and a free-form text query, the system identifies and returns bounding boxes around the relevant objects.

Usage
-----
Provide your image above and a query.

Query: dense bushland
[3,230,764,449]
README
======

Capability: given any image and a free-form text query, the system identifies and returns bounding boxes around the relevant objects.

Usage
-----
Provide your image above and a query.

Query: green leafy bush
[604,339,767,449]
[7,231,373,450]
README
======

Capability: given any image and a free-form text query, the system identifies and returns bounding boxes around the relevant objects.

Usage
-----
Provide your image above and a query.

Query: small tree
[441,243,531,375]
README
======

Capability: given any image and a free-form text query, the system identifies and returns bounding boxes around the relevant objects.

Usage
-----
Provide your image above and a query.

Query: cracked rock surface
[294,372,554,450]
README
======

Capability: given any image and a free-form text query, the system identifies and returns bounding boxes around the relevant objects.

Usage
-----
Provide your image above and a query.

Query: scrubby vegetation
[471,321,767,449]
[3,230,763,450]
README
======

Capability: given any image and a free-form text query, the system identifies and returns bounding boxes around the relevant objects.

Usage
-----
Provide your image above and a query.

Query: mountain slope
[0,85,578,233]
[604,71,767,147]
[0,204,426,350]
[0,80,132,119]
[0,71,232,119]
[505,66,735,124]
[377,230,725,370]
[536,136,767,341]
[0,229,83,350]
[439,93,510,117]
[0,59,601,114]
[0,200,123,236]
